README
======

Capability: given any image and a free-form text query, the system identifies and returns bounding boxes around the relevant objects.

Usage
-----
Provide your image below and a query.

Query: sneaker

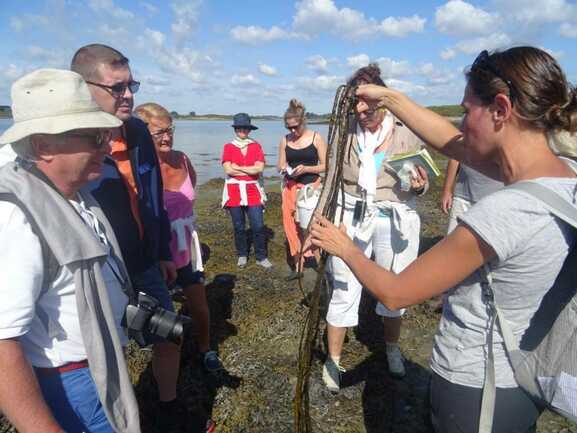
[202,350,224,372]
[237,256,247,268]
[256,258,273,269]
[322,357,345,392]
[386,344,406,378]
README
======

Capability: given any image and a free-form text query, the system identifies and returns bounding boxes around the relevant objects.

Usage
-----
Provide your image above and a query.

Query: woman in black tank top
[278,99,327,279]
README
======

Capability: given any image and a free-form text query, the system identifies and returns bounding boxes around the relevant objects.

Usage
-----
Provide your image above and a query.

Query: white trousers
[326,206,421,327]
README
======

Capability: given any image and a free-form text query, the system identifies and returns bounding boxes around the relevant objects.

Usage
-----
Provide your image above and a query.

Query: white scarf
[356,112,394,205]
[231,135,254,149]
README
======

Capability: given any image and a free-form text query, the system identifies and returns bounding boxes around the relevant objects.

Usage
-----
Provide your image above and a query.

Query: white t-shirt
[0,145,16,167]
[0,197,128,368]
[431,176,577,388]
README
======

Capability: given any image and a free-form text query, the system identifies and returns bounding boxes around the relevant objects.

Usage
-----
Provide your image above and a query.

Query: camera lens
[149,308,192,344]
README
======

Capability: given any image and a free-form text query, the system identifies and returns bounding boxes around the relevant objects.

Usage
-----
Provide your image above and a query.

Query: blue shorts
[130,263,175,312]
[36,367,114,433]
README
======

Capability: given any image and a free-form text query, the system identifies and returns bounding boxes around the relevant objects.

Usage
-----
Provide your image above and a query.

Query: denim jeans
[228,205,267,260]
[36,367,114,433]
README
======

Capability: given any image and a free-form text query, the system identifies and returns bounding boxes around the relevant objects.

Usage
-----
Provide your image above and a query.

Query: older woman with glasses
[278,99,326,280]
[312,46,577,432]
[135,103,224,375]
[319,64,429,392]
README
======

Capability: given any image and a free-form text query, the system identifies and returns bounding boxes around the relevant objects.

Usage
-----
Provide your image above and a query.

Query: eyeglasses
[472,50,517,102]
[65,130,111,149]
[285,123,302,131]
[86,80,140,98]
[150,126,176,139]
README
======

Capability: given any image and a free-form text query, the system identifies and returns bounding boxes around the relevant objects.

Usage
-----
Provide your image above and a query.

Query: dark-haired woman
[278,99,326,279]
[320,64,429,392]
[311,46,577,432]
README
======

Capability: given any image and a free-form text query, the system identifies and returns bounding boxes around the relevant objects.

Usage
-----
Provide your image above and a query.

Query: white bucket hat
[0,68,121,147]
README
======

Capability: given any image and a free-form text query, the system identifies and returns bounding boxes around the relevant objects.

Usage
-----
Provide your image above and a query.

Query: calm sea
[0,118,329,185]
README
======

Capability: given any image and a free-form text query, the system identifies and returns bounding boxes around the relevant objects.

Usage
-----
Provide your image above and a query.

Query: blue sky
[1,0,576,115]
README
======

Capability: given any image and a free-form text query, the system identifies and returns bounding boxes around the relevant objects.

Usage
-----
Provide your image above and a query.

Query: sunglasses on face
[285,123,302,131]
[86,80,140,98]
[471,50,517,103]
[65,130,112,149]
[150,125,176,139]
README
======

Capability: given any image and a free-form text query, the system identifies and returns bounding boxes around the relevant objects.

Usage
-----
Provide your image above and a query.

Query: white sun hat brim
[0,110,121,146]
[0,68,122,147]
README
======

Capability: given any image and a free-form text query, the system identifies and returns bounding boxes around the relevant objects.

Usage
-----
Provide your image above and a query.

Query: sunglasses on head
[86,80,140,98]
[65,130,112,149]
[472,50,517,103]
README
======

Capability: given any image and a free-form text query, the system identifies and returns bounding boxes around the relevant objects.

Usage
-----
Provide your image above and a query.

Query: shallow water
[0,118,329,185]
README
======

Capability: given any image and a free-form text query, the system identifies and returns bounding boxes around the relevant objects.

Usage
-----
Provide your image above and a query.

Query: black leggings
[430,372,542,433]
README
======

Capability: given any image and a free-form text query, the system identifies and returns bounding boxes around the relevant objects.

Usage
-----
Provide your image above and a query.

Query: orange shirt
[110,137,144,239]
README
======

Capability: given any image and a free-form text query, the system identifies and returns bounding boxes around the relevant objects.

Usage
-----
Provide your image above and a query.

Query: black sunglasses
[285,122,302,131]
[86,80,140,98]
[472,50,517,103]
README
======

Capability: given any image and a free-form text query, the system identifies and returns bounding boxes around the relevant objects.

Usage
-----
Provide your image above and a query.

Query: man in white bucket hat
[0,69,140,433]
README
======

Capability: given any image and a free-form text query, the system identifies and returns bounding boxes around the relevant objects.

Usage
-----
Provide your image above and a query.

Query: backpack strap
[479,176,577,433]
[506,181,577,229]
[479,265,523,433]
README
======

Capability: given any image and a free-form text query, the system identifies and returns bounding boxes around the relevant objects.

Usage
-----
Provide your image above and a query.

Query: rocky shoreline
[1,167,574,433]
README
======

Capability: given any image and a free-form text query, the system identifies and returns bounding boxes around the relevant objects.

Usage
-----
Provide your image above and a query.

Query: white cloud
[385,78,427,96]
[171,1,202,44]
[435,0,499,36]
[347,54,370,69]
[89,0,134,19]
[141,2,159,14]
[378,15,426,37]
[158,48,204,82]
[230,25,302,44]
[24,46,68,67]
[306,55,329,74]
[455,33,512,55]
[99,23,130,40]
[440,48,457,60]
[560,22,577,37]
[231,74,260,85]
[0,64,25,81]
[293,0,424,40]
[540,47,565,59]
[376,57,412,78]
[297,74,342,92]
[9,14,50,32]
[258,63,278,76]
[494,0,576,25]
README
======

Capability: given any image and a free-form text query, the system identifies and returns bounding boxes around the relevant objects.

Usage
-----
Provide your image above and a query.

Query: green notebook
[387,148,441,179]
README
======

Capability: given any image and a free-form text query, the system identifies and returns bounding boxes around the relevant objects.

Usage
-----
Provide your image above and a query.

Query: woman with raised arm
[278,99,326,280]
[320,64,430,392]
[311,46,577,432]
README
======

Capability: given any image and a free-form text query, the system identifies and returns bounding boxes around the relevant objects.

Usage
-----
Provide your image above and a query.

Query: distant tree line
[161,105,462,120]
[0,106,12,118]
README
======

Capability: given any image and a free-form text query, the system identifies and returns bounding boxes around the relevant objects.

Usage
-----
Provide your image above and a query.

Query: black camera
[124,292,192,346]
